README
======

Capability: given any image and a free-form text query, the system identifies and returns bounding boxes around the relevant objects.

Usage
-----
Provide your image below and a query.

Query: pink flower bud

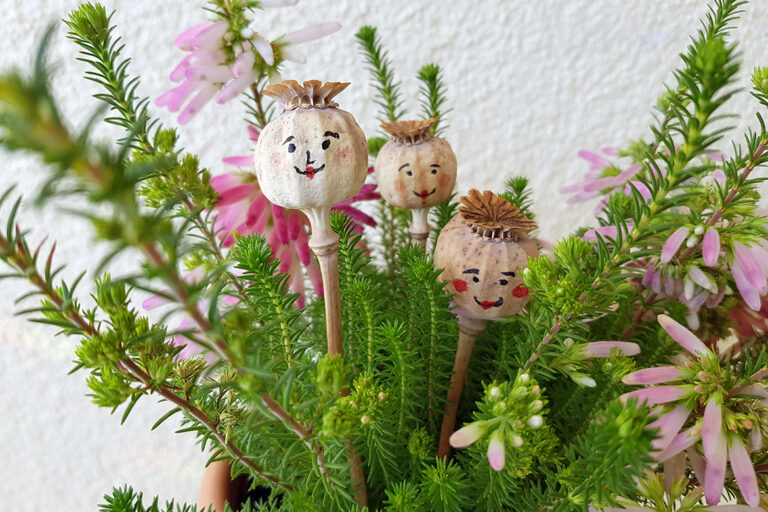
[487,429,506,471]
[661,227,689,264]
[702,227,720,266]
[657,314,709,357]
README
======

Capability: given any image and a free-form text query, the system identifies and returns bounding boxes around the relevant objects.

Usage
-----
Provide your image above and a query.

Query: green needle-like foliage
[355,25,405,123]
[417,63,450,136]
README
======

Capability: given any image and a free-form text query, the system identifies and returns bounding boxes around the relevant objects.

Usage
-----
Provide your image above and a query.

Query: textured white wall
[1,0,767,508]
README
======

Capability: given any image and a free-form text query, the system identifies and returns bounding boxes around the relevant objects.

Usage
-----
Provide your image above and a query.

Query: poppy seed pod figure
[434,189,539,458]
[254,81,370,505]
[374,117,457,246]
[254,79,368,357]
[434,189,539,320]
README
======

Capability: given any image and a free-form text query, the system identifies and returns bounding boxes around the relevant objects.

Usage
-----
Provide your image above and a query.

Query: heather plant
[1,1,768,511]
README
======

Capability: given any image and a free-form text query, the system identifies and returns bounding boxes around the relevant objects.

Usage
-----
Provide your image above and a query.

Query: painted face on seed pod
[254,80,369,210]
[434,190,539,320]
[374,118,457,210]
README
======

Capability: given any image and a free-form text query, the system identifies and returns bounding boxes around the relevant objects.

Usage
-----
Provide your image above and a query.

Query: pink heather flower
[449,421,488,448]
[678,395,760,507]
[730,241,768,311]
[211,172,320,306]
[622,366,685,385]
[622,316,764,507]
[703,227,721,266]
[562,147,648,208]
[278,22,341,64]
[487,429,505,471]
[620,386,687,407]
[582,341,640,358]
[657,314,710,357]
[648,404,689,451]
[729,437,760,506]
[660,227,689,264]
[702,398,722,459]
[157,21,236,124]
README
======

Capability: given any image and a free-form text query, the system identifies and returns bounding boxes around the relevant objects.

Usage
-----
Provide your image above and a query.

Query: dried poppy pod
[374,117,457,246]
[254,79,369,355]
[434,189,539,458]
[254,80,368,239]
[253,80,370,505]
[434,189,538,319]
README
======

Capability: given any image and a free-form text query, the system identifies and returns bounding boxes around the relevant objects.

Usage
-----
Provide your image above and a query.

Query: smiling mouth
[294,164,325,179]
[474,296,504,310]
[413,188,436,200]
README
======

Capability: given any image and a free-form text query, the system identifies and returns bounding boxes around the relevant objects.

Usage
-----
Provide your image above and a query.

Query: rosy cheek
[512,284,529,298]
[270,152,286,169]
[452,279,468,292]
[438,173,451,187]
[333,146,351,165]
[394,180,406,193]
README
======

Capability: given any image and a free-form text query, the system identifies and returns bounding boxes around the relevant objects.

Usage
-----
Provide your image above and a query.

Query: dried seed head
[459,189,538,240]
[380,117,439,145]
[261,79,350,110]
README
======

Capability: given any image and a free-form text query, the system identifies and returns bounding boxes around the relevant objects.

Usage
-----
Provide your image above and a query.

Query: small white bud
[694,225,705,235]
[686,236,699,248]
[563,338,574,348]
[527,415,544,428]
[377,392,386,401]
[530,385,541,396]
[360,415,371,425]
[573,374,596,387]
[488,386,502,401]
[530,400,543,412]
[518,373,530,384]
[511,435,524,447]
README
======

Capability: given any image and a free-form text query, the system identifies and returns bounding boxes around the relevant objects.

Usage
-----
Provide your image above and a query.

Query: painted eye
[322,139,330,150]
[472,276,479,283]
[431,169,437,175]
[288,143,296,153]
[499,279,508,286]
[406,170,413,176]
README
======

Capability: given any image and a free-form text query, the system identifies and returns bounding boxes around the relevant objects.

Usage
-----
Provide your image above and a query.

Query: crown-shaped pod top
[374,117,457,210]
[254,80,368,211]
[434,189,539,320]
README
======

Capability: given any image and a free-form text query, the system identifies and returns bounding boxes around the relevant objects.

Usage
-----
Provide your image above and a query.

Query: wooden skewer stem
[409,207,431,248]
[304,206,343,357]
[302,206,367,506]
[437,315,487,459]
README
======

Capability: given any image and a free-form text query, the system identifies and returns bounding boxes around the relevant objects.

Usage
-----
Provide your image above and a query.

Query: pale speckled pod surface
[434,215,538,320]
[254,107,368,209]
[374,137,457,209]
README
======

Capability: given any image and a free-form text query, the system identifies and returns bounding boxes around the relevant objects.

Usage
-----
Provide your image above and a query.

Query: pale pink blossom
[622,366,685,385]
[487,429,505,471]
[660,227,689,264]
[657,314,709,357]
[703,227,720,265]
[729,437,760,506]
[449,421,487,448]
[730,241,768,310]
[620,386,687,407]
[582,341,640,358]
